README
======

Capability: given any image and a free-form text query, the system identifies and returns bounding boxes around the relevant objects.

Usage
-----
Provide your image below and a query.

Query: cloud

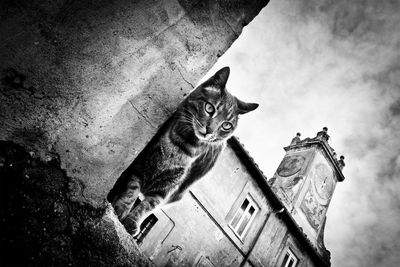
[205,0,400,266]
[282,1,400,266]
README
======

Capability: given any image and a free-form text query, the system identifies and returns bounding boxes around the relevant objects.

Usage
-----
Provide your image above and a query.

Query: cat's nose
[199,126,212,136]
[199,127,207,136]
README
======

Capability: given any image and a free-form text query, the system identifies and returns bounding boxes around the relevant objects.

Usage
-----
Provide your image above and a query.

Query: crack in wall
[128,100,157,129]
[176,65,195,88]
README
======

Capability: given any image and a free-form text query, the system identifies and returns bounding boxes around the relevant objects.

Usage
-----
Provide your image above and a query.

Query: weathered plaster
[0,0,269,265]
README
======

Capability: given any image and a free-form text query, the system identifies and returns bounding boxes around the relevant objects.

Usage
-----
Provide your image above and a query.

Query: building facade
[134,128,345,267]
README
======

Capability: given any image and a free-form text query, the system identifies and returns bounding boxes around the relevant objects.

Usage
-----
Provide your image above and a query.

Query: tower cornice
[284,128,345,182]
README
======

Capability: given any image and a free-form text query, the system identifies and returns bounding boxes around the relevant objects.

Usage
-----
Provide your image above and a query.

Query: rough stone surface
[0,141,151,266]
[0,0,269,265]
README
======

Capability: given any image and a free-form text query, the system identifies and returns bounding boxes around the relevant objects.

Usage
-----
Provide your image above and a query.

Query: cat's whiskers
[111,67,258,238]
[180,113,199,125]
[179,112,193,119]
[181,108,195,118]
[177,114,196,126]
[177,113,192,121]
[183,110,204,128]
[181,109,204,127]
[180,113,202,130]
[176,118,193,124]
[176,123,192,134]
[194,120,203,129]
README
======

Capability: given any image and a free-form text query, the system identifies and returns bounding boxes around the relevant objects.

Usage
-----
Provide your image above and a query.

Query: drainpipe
[239,207,285,267]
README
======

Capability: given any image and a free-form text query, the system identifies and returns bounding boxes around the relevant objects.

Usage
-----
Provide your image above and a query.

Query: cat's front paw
[122,217,140,237]
[113,203,131,221]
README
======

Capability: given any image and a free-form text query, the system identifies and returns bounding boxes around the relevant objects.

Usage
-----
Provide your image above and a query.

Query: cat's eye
[204,102,215,115]
[221,122,233,131]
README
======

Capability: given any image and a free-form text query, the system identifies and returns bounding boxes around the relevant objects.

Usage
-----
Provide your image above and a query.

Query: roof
[227,136,331,267]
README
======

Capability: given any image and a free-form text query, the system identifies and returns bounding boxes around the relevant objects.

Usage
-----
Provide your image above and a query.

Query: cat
[108,67,258,236]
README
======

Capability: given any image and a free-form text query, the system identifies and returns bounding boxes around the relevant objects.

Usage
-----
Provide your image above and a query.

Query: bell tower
[269,127,345,255]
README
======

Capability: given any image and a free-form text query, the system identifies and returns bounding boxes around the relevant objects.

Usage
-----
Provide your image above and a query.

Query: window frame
[228,194,259,240]
[280,247,299,267]
[134,213,158,245]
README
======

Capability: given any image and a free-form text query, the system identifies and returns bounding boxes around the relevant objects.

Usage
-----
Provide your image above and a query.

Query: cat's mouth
[195,130,217,142]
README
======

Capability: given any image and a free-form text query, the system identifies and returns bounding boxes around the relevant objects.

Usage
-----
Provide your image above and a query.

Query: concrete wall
[0,0,269,265]
[139,145,318,266]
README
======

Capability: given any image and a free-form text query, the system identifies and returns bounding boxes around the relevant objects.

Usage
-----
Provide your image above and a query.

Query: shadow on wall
[0,0,270,265]
[0,141,149,266]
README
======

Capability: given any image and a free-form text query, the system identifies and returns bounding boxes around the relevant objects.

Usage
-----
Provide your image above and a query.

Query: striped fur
[109,67,258,236]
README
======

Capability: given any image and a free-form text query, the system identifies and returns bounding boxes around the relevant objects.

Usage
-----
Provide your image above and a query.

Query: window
[229,196,258,239]
[280,248,298,267]
[134,214,158,245]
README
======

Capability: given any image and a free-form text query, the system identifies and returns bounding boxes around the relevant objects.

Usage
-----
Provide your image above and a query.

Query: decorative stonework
[0,0,270,264]
[270,151,311,203]
[313,163,334,204]
[300,186,325,230]
[271,128,346,263]
[277,155,305,177]
[285,128,346,182]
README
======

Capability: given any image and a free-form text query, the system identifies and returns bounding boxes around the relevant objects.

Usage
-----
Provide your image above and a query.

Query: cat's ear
[237,98,259,115]
[204,67,230,90]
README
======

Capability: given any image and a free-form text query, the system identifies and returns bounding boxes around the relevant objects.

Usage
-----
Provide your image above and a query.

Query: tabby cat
[109,67,258,236]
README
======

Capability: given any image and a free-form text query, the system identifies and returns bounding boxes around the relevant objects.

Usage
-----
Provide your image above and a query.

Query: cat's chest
[143,136,195,173]
[158,137,195,166]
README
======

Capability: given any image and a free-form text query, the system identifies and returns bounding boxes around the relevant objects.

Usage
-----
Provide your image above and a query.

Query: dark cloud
[296,0,400,39]
[293,1,400,265]
[389,98,400,116]
[378,155,400,181]
[208,1,400,265]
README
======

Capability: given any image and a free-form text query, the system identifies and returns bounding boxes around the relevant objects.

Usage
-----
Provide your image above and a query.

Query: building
[134,128,345,267]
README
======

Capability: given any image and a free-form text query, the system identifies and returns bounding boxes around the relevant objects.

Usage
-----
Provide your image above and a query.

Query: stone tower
[269,127,345,256]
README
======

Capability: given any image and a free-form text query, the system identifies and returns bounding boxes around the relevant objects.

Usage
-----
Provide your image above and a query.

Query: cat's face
[178,67,258,143]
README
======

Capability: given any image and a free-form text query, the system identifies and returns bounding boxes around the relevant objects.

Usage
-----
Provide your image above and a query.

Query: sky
[203,0,400,266]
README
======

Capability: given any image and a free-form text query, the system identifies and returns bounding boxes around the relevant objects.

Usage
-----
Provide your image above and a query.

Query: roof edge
[228,136,331,267]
